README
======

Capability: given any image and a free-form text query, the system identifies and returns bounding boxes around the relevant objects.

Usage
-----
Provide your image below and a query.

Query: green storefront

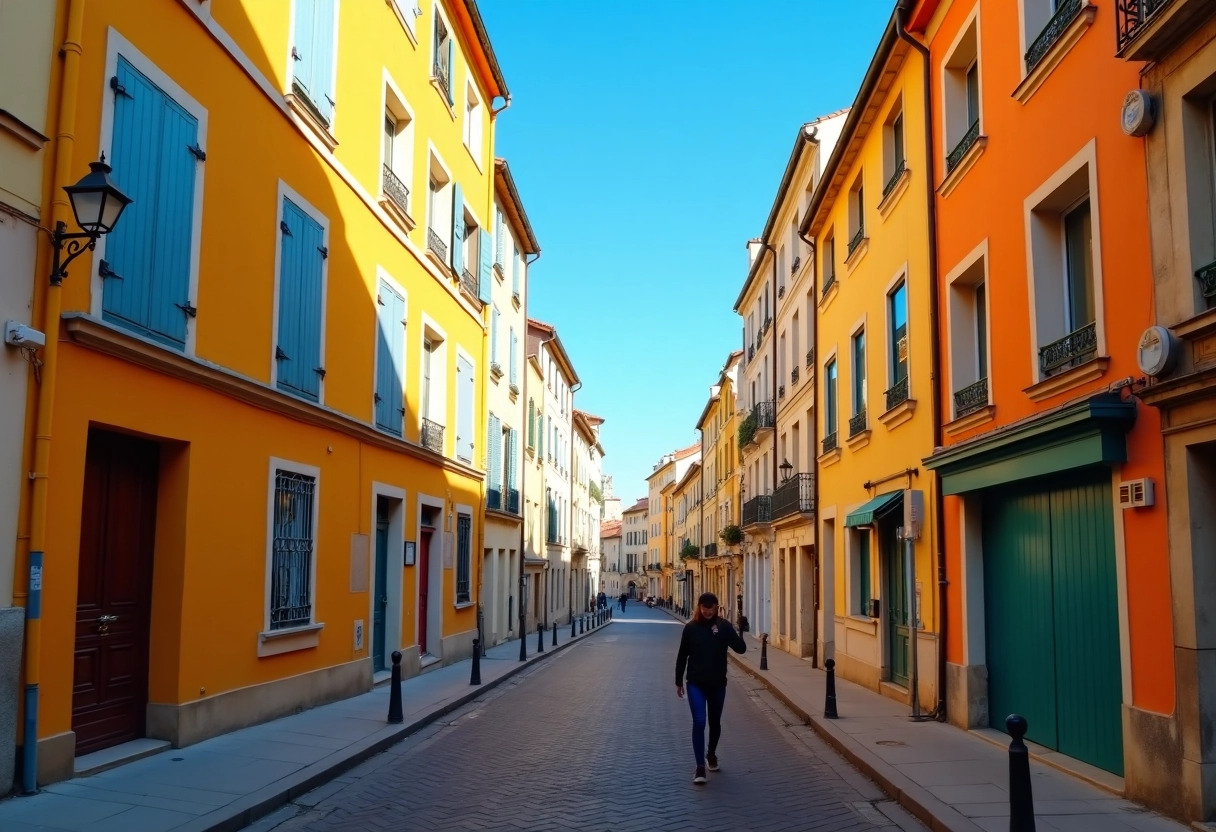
[925,394,1134,775]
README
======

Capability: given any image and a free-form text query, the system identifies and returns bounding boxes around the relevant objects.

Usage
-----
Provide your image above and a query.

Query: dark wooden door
[885,520,909,687]
[418,526,432,653]
[73,430,159,755]
[373,518,388,672]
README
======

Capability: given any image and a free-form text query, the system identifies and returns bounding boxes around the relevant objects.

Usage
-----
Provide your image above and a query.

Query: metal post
[537,623,543,653]
[519,576,527,662]
[1007,715,1036,831]
[470,640,481,685]
[579,615,584,634]
[760,633,769,670]
[552,621,557,646]
[571,616,576,638]
[906,532,920,719]
[388,651,404,722]
[824,657,839,719]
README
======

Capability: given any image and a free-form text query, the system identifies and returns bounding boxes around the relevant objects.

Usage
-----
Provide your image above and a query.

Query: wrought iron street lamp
[779,458,793,483]
[50,155,132,285]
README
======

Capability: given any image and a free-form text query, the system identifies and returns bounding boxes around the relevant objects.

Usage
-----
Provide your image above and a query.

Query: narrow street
[248,606,924,832]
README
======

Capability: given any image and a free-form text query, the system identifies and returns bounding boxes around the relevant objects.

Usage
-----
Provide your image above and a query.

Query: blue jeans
[686,683,726,766]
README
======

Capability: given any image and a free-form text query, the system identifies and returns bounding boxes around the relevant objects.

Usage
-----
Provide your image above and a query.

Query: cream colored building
[0,0,56,793]
[646,444,699,603]
[522,343,547,633]
[572,410,604,606]
[481,160,538,647]
[600,520,622,598]
[621,498,648,599]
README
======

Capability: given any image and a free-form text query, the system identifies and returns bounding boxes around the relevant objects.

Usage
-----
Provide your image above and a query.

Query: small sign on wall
[354,619,364,651]
[404,541,416,566]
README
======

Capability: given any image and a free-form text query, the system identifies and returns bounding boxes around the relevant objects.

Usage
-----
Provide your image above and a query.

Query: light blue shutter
[277,198,325,401]
[457,354,474,461]
[310,0,336,124]
[507,427,518,495]
[102,57,197,349]
[528,399,535,447]
[292,0,317,102]
[487,413,501,497]
[509,327,517,385]
[538,413,544,457]
[511,244,520,298]
[375,280,404,435]
[451,184,464,274]
[490,306,499,364]
[478,228,492,303]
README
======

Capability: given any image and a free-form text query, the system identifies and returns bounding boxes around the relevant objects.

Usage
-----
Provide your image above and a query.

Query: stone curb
[176,620,613,832]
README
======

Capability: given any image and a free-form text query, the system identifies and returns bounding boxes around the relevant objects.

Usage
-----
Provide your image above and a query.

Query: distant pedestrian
[598,591,607,610]
[619,592,627,612]
[675,592,746,785]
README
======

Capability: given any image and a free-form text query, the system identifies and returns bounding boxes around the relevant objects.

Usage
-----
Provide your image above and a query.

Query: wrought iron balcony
[772,472,814,520]
[778,384,786,400]
[806,348,814,368]
[791,366,799,385]
[741,495,772,527]
[778,284,786,299]
[421,418,444,454]
[460,268,478,298]
[1039,322,1097,376]
[822,272,837,297]
[427,227,448,263]
[752,401,776,430]
[382,165,410,213]
[946,121,980,174]
[748,345,755,362]
[953,378,989,417]
[432,59,451,101]
[882,159,907,200]
[1026,0,1082,70]
[1116,0,1176,53]
[847,226,865,257]
[849,410,868,437]
[791,255,801,275]
[1196,260,1216,304]
[487,488,502,511]
[884,376,910,411]
[821,431,838,454]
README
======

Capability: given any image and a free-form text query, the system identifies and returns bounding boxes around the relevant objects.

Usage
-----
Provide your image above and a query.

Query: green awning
[844,490,903,527]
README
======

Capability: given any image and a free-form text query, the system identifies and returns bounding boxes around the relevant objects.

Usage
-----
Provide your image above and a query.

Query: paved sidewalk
[722,625,1188,832]
[0,613,613,832]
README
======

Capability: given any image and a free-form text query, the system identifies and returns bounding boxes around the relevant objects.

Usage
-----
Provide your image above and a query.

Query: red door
[418,527,432,653]
[73,430,159,755]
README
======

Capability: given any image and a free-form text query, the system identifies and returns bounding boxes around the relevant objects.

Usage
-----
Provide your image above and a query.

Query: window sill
[878,398,916,430]
[493,263,505,283]
[490,365,504,383]
[379,196,416,235]
[944,404,996,436]
[938,136,987,198]
[425,247,453,278]
[285,93,338,152]
[508,384,519,403]
[1013,2,1097,105]
[258,622,324,657]
[386,0,419,46]
[842,614,877,634]
[511,294,521,311]
[455,601,475,610]
[819,279,839,311]
[431,79,456,120]
[878,168,911,220]
[844,238,870,271]
[1024,356,1109,402]
[846,428,872,451]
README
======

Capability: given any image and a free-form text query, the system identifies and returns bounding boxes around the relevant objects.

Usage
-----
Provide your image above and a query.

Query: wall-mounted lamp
[50,155,133,286]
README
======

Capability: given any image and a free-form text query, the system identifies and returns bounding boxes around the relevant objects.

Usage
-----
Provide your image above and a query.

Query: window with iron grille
[270,469,316,629]
[456,511,471,603]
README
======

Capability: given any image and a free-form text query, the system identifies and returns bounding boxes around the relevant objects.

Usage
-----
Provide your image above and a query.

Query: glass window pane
[1064,199,1094,330]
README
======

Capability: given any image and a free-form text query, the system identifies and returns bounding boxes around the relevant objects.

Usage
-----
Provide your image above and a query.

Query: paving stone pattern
[255,608,925,832]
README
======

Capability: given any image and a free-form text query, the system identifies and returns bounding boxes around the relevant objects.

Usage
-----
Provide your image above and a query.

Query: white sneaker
[693,766,706,784]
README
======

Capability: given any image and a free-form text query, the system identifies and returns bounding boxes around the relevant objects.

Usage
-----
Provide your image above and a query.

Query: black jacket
[675,616,747,689]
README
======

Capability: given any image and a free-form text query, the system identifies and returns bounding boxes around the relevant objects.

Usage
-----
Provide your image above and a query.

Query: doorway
[884,518,909,688]
[418,525,432,654]
[73,429,160,755]
[373,506,389,672]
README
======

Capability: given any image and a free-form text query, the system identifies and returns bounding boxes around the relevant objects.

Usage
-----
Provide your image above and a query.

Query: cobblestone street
[247,607,924,832]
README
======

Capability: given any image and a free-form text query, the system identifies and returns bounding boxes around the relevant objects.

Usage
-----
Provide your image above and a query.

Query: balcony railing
[1025,0,1082,70]
[791,255,801,275]
[849,410,868,437]
[460,267,478,299]
[382,165,410,213]
[432,59,451,101]
[806,348,814,368]
[847,226,865,257]
[427,227,448,263]
[946,120,980,174]
[487,487,502,511]
[791,366,799,385]
[741,495,772,527]
[885,376,910,411]
[1196,260,1216,304]
[748,345,755,362]
[778,384,786,400]
[954,378,989,417]
[1116,0,1174,52]
[778,285,786,299]
[753,401,776,430]
[772,473,814,520]
[821,431,838,454]
[421,418,444,454]
[1039,321,1097,376]
[882,158,907,200]
[822,272,837,297]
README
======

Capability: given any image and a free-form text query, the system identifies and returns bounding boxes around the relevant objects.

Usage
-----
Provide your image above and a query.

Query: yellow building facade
[803,17,942,709]
[696,351,742,622]
[17,0,507,785]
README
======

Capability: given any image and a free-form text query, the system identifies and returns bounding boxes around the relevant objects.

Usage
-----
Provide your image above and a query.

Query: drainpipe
[797,126,822,668]
[490,95,512,116]
[895,0,947,722]
[20,0,85,794]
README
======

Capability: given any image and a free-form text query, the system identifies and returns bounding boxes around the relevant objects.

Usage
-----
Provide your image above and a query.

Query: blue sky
[480,1,895,506]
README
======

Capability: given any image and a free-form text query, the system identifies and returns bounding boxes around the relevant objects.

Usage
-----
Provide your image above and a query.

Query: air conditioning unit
[1118,478,1154,509]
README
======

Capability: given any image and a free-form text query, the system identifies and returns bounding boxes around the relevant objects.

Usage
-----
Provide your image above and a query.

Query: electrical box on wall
[1118,478,1154,509]
[903,490,924,540]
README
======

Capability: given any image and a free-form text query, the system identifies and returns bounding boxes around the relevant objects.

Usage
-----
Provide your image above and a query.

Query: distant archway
[627,581,637,599]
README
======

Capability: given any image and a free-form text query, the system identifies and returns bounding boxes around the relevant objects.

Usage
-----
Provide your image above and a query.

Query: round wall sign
[1122,89,1155,137]
[1137,325,1177,377]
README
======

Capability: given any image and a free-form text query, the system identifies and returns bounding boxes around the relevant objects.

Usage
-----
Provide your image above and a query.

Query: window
[421,338,435,421]
[886,281,909,409]
[487,413,503,509]
[947,251,990,417]
[381,84,415,218]
[848,176,865,257]
[456,511,471,603]
[883,106,906,200]
[101,56,201,350]
[853,530,871,616]
[374,277,406,435]
[456,353,475,462]
[1194,98,1216,310]
[387,0,421,39]
[275,195,327,403]
[823,358,838,450]
[290,0,337,126]
[1023,0,1086,72]
[944,20,981,174]
[509,326,518,388]
[426,155,452,264]
[822,232,836,295]
[269,467,317,629]
[527,399,536,449]
[494,208,506,271]
[490,305,500,371]
[1027,152,1100,379]
[432,10,453,105]
[851,329,866,419]
[464,82,483,165]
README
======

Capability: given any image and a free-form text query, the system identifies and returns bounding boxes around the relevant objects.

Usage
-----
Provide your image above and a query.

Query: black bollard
[824,657,839,719]
[580,615,585,634]
[760,633,769,670]
[571,616,576,638]
[388,650,404,722]
[537,623,544,653]
[552,621,557,646]
[470,639,482,685]
[1007,715,1036,831]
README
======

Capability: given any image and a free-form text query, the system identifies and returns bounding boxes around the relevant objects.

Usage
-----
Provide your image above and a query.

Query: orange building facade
[910,0,1173,806]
